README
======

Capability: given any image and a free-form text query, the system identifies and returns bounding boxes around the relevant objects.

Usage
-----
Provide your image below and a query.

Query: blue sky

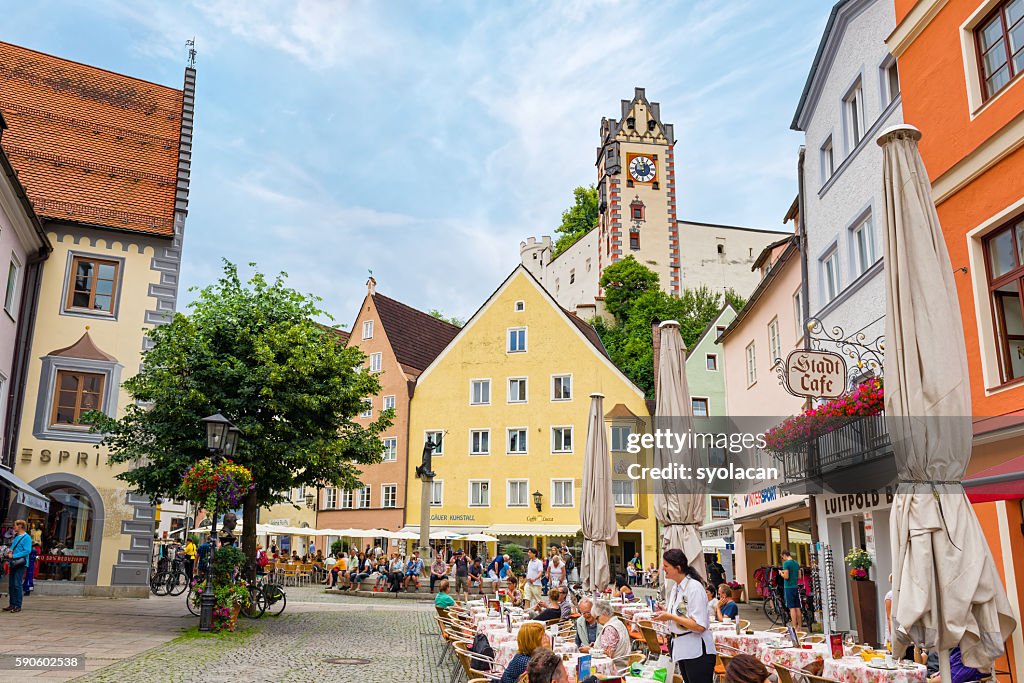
[5,0,830,325]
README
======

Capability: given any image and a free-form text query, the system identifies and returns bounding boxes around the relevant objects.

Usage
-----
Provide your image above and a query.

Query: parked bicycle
[758,565,816,628]
[240,574,287,619]
[150,557,190,596]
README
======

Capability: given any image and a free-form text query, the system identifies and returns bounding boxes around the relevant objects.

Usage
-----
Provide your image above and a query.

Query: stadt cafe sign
[783,350,847,399]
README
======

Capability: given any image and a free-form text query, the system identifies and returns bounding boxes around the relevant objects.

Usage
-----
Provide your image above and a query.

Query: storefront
[732,484,810,600]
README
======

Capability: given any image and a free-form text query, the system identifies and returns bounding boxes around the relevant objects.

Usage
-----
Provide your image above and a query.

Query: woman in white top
[654,548,716,683]
[547,554,566,588]
[705,586,720,623]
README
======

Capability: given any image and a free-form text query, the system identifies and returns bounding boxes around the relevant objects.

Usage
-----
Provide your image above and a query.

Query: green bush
[331,539,344,557]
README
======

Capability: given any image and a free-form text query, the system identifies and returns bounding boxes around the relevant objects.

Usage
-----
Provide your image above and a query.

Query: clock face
[629,155,656,183]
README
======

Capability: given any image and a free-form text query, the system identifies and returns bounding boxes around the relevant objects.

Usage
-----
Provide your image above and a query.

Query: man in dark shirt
[707,557,726,589]
[451,549,470,601]
[468,558,484,594]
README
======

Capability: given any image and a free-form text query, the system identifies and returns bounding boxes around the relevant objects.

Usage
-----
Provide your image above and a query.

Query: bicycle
[240,574,287,619]
[151,558,190,596]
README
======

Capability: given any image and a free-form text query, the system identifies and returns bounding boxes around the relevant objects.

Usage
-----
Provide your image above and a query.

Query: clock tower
[596,87,679,295]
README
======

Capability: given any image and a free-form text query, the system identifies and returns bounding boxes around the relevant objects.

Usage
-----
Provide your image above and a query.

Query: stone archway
[23,473,105,587]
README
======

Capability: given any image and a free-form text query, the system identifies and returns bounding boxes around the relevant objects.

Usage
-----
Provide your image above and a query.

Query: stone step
[322,588,439,601]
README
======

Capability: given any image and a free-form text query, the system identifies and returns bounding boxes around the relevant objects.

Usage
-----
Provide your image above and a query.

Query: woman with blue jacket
[5,520,31,613]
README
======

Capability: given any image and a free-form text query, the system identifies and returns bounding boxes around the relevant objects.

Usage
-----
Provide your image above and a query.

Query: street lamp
[533,490,543,512]
[198,413,238,632]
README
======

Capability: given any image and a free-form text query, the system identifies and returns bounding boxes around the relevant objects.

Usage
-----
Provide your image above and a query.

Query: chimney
[651,318,662,396]
[367,276,376,295]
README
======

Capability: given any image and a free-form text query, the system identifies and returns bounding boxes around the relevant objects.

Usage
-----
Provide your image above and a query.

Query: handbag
[8,536,28,571]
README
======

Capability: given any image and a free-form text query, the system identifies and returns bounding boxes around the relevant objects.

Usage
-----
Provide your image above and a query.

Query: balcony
[777,414,896,494]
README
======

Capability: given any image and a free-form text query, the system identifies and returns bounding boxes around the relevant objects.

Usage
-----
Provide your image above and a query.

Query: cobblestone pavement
[74,588,448,683]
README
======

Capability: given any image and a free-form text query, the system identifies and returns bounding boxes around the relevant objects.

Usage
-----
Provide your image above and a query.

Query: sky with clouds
[5,0,831,326]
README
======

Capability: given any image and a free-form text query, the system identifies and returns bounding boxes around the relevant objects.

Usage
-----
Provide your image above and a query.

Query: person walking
[655,548,716,683]
[779,549,802,631]
[706,556,726,590]
[5,520,31,613]
[547,554,566,590]
[183,537,197,582]
[524,548,544,607]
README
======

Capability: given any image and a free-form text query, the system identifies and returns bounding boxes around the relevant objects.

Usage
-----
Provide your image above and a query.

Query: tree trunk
[242,487,258,582]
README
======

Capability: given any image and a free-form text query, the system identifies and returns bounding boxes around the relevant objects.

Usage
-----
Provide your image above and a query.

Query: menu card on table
[577,654,591,682]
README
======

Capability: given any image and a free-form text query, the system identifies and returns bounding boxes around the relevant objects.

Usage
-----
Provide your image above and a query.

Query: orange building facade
[889,0,1024,677]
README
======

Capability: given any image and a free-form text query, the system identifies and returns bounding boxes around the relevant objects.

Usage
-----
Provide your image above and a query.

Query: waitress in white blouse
[654,548,717,683]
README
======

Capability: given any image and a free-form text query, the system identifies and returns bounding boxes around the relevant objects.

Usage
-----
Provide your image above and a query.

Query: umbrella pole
[939,650,952,683]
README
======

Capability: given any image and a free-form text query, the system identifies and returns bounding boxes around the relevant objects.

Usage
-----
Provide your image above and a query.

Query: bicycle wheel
[263,584,287,616]
[167,571,189,596]
[763,596,780,625]
[151,571,170,596]
[240,587,266,619]
[186,585,202,616]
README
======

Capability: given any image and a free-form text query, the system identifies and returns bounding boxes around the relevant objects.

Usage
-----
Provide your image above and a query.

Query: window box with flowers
[764,378,884,454]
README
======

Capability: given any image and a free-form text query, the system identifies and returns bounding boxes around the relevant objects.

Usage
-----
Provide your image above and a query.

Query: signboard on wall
[783,350,847,399]
[746,542,766,551]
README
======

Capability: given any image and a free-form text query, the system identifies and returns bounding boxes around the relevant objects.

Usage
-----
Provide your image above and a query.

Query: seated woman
[532,587,564,622]
[725,654,772,683]
[327,555,348,589]
[506,575,524,608]
[581,599,631,665]
[706,586,720,622]
[618,584,638,602]
[499,622,549,683]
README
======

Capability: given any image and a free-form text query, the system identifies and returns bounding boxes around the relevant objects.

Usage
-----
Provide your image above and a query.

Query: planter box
[850,580,878,646]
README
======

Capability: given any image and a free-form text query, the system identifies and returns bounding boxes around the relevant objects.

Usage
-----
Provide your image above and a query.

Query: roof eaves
[689,304,737,351]
[677,220,785,235]
[751,236,794,272]
[719,239,799,342]
[0,146,49,253]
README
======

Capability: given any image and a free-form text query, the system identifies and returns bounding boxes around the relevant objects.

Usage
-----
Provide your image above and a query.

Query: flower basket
[728,582,746,603]
[844,548,872,582]
[764,378,883,454]
[179,458,253,514]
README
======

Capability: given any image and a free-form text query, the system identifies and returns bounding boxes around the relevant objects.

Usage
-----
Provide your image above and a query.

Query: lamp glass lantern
[532,490,543,512]
[201,413,234,452]
[222,427,241,458]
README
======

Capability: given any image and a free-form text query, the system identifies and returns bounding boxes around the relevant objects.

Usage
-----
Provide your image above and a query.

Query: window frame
[382,436,398,462]
[506,479,529,508]
[360,400,373,418]
[324,487,338,509]
[975,0,1024,101]
[745,341,757,387]
[50,370,106,428]
[514,300,525,312]
[357,486,371,509]
[820,135,834,185]
[691,397,710,418]
[822,247,841,303]
[469,428,491,456]
[470,378,491,405]
[506,427,528,455]
[768,317,782,367]
[551,426,573,453]
[430,480,444,507]
[793,289,805,340]
[424,430,444,456]
[507,327,528,353]
[705,353,718,371]
[362,320,374,339]
[381,483,397,509]
[629,229,640,251]
[610,425,633,452]
[843,79,865,152]
[4,253,21,319]
[551,479,574,508]
[469,479,491,508]
[382,394,396,412]
[551,374,573,401]
[880,56,901,106]
[711,495,731,520]
[983,218,1024,383]
[340,489,354,509]
[507,377,528,404]
[369,352,382,373]
[61,252,124,319]
[612,479,635,507]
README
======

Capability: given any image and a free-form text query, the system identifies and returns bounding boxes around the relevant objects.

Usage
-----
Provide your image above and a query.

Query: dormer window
[647,120,656,132]
[626,117,635,130]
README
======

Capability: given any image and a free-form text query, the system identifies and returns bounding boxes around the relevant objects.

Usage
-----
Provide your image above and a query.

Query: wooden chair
[736,619,751,631]
[805,634,826,643]
[280,563,298,587]
[638,621,667,661]
[768,626,789,634]
[452,641,503,682]
[715,652,736,683]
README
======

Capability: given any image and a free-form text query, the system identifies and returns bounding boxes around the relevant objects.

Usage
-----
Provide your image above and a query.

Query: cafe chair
[638,620,667,660]
[714,653,736,683]
[452,641,503,683]
[805,634,826,643]
[736,619,751,631]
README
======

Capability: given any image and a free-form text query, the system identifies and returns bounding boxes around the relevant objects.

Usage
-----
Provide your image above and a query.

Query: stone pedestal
[850,579,878,645]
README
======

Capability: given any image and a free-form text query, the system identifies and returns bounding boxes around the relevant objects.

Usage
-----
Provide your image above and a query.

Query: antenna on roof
[185,38,197,68]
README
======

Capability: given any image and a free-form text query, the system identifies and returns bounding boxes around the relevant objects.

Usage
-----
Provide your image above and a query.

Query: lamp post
[533,490,543,513]
[198,413,240,632]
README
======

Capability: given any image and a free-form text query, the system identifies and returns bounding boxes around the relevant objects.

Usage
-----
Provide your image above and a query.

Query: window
[341,489,354,509]
[822,248,841,302]
[552,374,572,400]
[570,269,575,284]
[4,255,20,317]
[976,1,1024,101]
[470,429,491,455]
[508,377,528,403]
[585,258,592,272]
[51,370,105,427]
[382,437,397,462]
[844,80,865,150]
[715,325,726,339]
[66,255,120,315]
[552,426,573,453]
[851,215,876,276]
[632,204,644,221]
[515,300,525,312]
[610,425,632,452]
[692,398,709,417]
[369,352,382,372]
[382,484,397,508]
[984,219,1024,382]
[507,479,529,507]
[360,400,372,418]
[820,136,834,183]
[383,395,396,412]
[425,430,444,455]
[744,342,757,386]
[613,480,634,507]
[469,480,490,507]
[430,480,443,507]
[470,379,491,405]
[717,242,725,256]
[362,320,373,339]
[882,58,900,105]
[552,479,574,507]
[629,230,640,251]
[507,327,527,352]
[711,496,730,519]
[507,428,527,454]
[358,486,371,509]
[324,488,338,509]
[768,317,782,366]
[706,354,718,371]
[794,289,804,338]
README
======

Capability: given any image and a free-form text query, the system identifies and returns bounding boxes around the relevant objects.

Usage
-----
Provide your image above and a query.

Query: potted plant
[727,580,746,604]
[844,548,878,646]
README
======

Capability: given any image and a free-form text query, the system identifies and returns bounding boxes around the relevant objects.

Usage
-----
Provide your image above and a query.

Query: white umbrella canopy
[654,321,706,587]
[879,125,1016,671]
[457,533,499,542]
[390,530,421,541]
[580,392,618,593]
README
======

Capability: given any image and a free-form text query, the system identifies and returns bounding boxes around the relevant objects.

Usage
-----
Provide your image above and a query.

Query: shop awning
[699,519,735,540]
[0,467,48,513]
[731,499,806,524]
[485,524,582,537]
[964,455,1024,503]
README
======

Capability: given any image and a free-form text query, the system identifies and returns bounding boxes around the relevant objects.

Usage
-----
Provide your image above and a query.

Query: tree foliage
[87,261,391,578]
[429,309,465,327]
[591,260,746,398]
[552,185,599,258]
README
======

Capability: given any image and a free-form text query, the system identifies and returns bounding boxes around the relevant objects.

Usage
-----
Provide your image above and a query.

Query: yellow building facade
[406,266,659,571]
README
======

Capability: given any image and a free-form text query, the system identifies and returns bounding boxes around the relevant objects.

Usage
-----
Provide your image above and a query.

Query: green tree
[552,185,599,257]
[598,256,660,322]
[429,309,465,327]
[87,262,392,579]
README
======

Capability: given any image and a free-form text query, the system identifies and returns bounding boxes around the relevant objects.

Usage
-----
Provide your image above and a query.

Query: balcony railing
[778,413,894,492]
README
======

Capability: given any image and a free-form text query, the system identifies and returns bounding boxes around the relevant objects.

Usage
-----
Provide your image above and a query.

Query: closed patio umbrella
[580,392,618,593]
[654,321,706,589]
[879,125,1016,676]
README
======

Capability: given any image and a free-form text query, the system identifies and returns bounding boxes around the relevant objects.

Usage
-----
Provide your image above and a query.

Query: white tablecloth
[823,658,927,683]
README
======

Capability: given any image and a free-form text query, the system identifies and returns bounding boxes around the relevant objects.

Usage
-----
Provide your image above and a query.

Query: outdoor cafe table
[560,651,617,681]
[757,642,829,670]
[822,657,927,683]
[713,630,784,655]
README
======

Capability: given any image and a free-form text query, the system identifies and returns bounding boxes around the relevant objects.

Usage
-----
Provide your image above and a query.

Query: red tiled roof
[372,293,461,372]
[0,41,184,236]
